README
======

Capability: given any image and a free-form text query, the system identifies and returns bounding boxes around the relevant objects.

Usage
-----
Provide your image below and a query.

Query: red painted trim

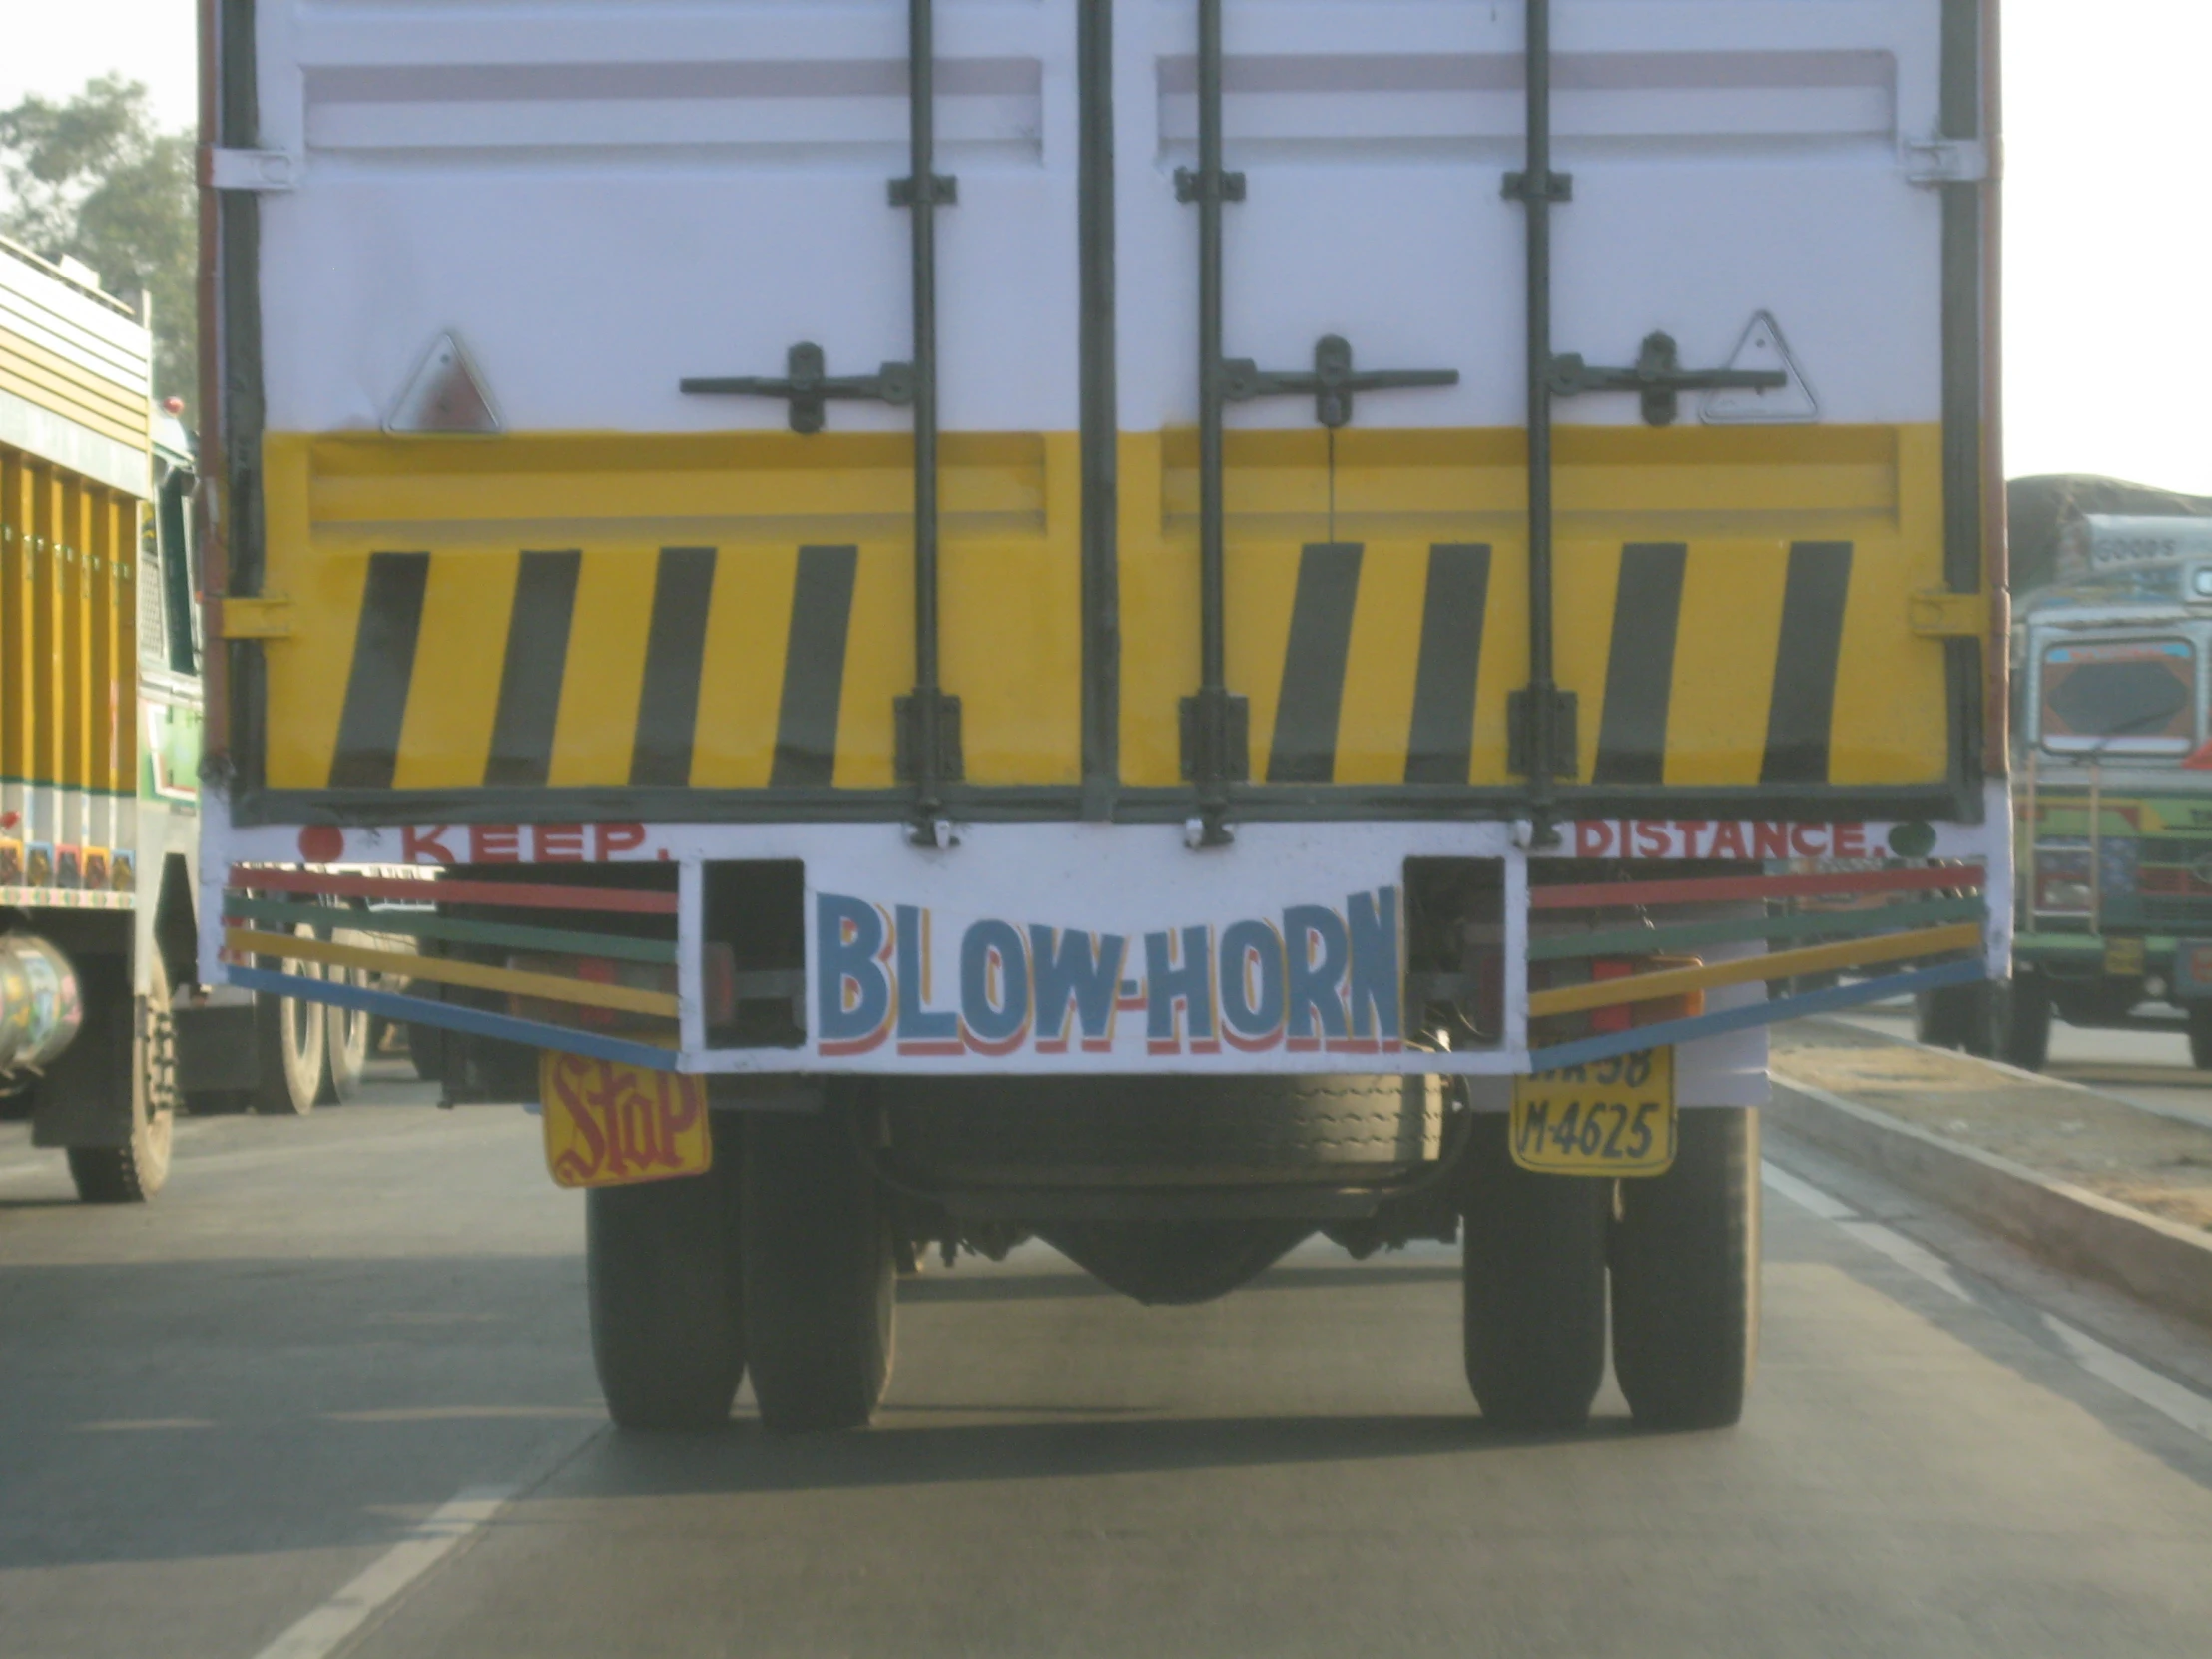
[229,866,679,914]
[1530,863,1985,912]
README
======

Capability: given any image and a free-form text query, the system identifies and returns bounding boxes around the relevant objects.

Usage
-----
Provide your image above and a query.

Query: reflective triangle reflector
[1700,310,1818,424]
[385,331,503,434]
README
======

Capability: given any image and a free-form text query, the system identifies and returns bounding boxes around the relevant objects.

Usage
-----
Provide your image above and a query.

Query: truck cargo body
[201,0,2007,1427]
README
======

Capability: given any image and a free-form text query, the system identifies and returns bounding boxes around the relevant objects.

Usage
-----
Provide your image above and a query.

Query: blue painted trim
[226,965,683,1073]
[1525,959,1987,1074]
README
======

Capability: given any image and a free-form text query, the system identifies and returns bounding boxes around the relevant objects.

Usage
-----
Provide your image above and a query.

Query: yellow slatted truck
[1,237,329,1201]
[199,0,2009,1428]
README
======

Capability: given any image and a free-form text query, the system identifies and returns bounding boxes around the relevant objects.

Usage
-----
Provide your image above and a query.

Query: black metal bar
[1939,0,1986,802]
[905,0,950,833]
[219,0,267,800]
[1078,0,1120,817]
[1171,0,1248,843]
[1514,0,1563,845]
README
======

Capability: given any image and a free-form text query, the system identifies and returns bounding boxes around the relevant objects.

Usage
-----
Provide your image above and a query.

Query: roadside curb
[1769,1075,2212,1331]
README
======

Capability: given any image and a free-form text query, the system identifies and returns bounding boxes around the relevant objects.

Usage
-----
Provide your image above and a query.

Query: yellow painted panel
[1334,540,1428,784]
[1117,430,1191,786]
[1827,424,1950,784]
[689,545,799,789]
[0,451,29,785]
[1551,538,1625,784]
[1469,535,1530,787]
[832,542,910,789]
[1223,537,1304,779]
[261,438,365,788]
[545,547,657,787]
[0,329,150,449]
[391,548,517,789]
[1664,544,1790,787]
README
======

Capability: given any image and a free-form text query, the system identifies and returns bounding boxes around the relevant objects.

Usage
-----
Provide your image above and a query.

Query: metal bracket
[680,342,915,435]
[889,173,958,207]
[203,147,299,192]
[1506,686,1578,780]
[1549,330,1787,428]
[1501,170,1572,203]
[1174,166,1247,204]
[217,595,293,640]
[1901,136,1990,188]
[1223,335,1459,430]
[1908,588,1990,638]
[894,691,964,786]
[1179,686,1250,822]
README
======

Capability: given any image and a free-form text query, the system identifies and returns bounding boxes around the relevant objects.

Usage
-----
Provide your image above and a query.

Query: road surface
[4,1058,2212,1659]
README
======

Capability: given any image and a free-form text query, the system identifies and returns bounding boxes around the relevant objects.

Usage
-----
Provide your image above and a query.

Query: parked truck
[1924,514,2212,1071]
[198,0,2008,1430]
[0,239,334,1201]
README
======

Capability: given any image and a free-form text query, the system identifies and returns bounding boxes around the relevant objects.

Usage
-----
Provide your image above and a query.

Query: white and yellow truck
[198,0,2009,1430]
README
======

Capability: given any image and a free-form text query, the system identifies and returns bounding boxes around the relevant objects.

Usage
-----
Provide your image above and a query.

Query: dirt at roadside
[1770,1017,2212,1234]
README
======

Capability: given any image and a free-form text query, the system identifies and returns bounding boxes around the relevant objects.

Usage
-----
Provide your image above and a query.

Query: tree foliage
[1,77,196,418]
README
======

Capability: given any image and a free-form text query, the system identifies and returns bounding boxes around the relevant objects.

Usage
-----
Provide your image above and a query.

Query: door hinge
[1550,331,1787,429]
[680,342,915,435]
[1506,687,1578,780]
[202,147,299,192]
[218,595,293,639]
[1901,136,1990,188]
[1223,335,1458,430]
[1909,588,1990,638]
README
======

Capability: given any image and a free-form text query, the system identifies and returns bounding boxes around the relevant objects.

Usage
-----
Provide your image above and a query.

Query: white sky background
[2,1,2208,492]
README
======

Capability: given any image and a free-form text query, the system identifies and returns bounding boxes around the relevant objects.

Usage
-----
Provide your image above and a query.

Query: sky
[4,1,2209,495]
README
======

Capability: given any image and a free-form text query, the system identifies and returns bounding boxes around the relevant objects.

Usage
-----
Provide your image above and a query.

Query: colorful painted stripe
[1530,863,1985,912]
[1525,920,1982,1019]
[226,964,682,1072]
[1524,958,1986,1074]
[1527,892,1987,962]
[224,927,680,1018]
[229,868,678,914]
[220,894,676,964]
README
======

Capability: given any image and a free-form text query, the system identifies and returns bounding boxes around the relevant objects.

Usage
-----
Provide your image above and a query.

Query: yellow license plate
[539,1051,712,1189]
[1510,1047,1675,1176]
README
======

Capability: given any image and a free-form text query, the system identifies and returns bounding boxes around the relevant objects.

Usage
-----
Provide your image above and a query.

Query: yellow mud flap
[539,1051,712,1189]
[1509,1047,1676,1177]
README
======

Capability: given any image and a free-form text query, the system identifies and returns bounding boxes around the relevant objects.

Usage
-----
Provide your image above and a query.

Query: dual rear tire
[1463,1107,1757,1432]
[586,1094,895,1434]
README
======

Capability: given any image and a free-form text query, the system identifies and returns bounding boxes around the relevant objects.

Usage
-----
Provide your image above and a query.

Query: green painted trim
[1528,895,1987,963]
[219,895,677,965]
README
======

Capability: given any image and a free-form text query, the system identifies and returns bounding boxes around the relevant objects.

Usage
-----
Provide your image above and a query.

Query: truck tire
[2190,1006,2212,1072]
[253,987,325,1115]
[323,992,370,1103]
[66,952,178,1204]
[1609,1107,1759,1431]
[1914,984,1976,1050]
[742,1098,895,1434]
[1994,974,2052,1073]
[586,1118,747,1432]
[1461,1113,1608,1430]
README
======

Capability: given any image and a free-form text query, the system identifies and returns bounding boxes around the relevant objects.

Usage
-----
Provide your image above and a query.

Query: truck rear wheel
[253,986,324,1115]
[1461,1113,1608,1430]
[65,953,178,1204]
[1609,1107,1759,1431]
[742,1098,895,1434]
[2189,1005,2212,1072]
[1994,974,2052,1073]
[586,1117,746,1432]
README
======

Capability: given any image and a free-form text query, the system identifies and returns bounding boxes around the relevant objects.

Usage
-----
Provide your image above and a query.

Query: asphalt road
[5,1060,2212,1659]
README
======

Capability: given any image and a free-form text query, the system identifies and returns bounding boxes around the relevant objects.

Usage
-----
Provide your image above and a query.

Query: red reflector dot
[297,825,345,863]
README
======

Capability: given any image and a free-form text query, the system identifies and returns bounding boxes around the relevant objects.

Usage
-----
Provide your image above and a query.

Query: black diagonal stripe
[771,544,859,787]
[629,546,717,787]
[1761,540,1854,784]
[1591,542,1688,786]
[1404,542,1489,784]
[1266,542,1363,785]
[328,551,429,789]
[484,550,580,787]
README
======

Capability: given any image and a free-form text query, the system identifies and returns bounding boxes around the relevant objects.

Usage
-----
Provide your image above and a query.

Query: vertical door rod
[896,0,962,841]
[1175,0,1249,846]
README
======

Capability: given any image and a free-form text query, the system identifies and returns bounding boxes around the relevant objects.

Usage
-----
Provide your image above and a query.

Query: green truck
[1924,512,2212,1070]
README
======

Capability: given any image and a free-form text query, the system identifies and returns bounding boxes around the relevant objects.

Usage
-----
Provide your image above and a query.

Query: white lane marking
[1761,1160,2212,1448]
[250,1484,516,1659]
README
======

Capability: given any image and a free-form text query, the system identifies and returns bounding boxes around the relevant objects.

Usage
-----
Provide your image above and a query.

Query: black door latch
[1223,334,1459,429]
[1549,330,1785,427]
[681,341,915,435]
